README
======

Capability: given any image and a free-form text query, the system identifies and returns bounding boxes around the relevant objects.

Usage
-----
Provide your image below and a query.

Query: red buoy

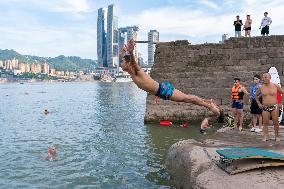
[160,121,173,126]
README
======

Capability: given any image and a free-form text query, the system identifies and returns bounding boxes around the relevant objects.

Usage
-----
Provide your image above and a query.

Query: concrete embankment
[166,127,284,189]
[145,36,284,122]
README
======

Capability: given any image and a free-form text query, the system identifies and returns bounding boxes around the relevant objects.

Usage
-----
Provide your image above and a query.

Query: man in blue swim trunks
[121,39,220,118]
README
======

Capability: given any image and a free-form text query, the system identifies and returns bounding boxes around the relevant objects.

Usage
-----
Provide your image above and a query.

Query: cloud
[1,0,284,60]
[200,0,218,9]
[121,0,284,41]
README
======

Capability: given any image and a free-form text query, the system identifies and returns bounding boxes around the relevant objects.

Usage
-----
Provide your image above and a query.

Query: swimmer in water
[45,146,57,161]
[44,109,49,115]
[200,118,211,134]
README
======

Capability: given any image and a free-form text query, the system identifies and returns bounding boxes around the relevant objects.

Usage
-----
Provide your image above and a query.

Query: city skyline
[1,0,284,60]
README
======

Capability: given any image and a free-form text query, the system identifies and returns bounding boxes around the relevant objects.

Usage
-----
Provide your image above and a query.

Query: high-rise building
[97,8,107,67]
[31,63,41,74]
[42,63,50,74]
[148,30,159,66]
[106,4,119,68]
[11,58,19,69]
[138,52,144,66]
[50,68,56,76]
[0,60,3,68]
[19,63,26,73]
[25,64,30,73]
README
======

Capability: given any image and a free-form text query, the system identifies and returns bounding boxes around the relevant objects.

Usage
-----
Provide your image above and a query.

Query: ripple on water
[0,82,203,188]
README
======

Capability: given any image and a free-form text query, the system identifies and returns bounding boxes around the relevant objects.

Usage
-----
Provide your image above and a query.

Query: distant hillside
[0,49,97,72]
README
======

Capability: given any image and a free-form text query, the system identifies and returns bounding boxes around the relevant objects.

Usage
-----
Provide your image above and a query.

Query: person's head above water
[48,146,57,156]
[45,146,57,161]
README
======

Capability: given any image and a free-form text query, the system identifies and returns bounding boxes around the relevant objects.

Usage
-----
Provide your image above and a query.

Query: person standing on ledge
[255,73,284,142]
[259,12,272,36]
[233,15,243,38]
[230,78,249,131]
[244,15,252,37]
[121,39,221,122]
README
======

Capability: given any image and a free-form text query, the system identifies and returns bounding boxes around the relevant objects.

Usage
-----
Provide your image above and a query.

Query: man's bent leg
[271,109,280,141]
[262,111,270,141]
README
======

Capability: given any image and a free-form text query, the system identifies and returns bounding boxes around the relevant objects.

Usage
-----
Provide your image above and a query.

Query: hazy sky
[0,0,284,60]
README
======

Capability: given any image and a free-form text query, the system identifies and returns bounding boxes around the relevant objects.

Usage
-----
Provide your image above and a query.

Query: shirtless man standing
[121,39,220,123]
[256,73,284,141]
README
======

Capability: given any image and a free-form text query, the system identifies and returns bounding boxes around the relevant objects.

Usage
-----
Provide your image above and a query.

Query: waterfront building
[19,63,26,73]
[106,4,119,68]
[97,8,108,67]
[0,60,3,68]
[148,30,159,66]
[138,52,144,66]
[4,60,12,70]
[25,64,30,73]
[55,70,64,76]
[42,63,50,75]
[31,63,41,74]
[50,69,56,76]
[11,58,19,69]
[95,67,118,77]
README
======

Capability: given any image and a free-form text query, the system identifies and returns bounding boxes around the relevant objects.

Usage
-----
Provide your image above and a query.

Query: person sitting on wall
[121,39,221,127]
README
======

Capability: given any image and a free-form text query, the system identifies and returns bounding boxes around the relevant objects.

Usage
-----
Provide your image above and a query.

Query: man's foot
[254,128,262,133]
[262,138,269,142]
[207,99,220,116]
[275,137,281,142]
[250,127,256,132]
[239,127,243,131]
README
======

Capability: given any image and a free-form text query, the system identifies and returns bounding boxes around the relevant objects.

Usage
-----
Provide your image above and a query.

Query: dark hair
[236,15,239,17]
[234,78,240,81]
[254,74,261,80]
[247,15,250,17]
[264,12,268,14]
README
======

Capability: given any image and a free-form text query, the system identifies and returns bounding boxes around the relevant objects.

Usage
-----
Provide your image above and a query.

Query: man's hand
[127,39,135,53]
[258,103,263,109]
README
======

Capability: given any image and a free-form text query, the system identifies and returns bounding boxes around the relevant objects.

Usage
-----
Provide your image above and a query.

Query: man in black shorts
[244,15,252,37]
[249,75,262,132]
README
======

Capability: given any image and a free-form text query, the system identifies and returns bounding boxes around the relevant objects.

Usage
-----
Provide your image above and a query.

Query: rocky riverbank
[166,127,284,189]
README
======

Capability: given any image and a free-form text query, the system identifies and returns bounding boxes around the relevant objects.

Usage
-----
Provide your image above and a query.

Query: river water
[0,82,203,188]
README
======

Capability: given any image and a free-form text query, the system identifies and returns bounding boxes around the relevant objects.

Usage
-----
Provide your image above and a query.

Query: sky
[0,0,284,60]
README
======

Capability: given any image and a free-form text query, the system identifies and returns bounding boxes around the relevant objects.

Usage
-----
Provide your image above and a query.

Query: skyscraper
[97,8,107,67]
[148,30,159,66]
[106,4,119,68]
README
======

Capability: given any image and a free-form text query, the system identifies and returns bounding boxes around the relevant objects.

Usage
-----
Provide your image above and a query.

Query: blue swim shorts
[155,82,175,100]
[232,101,243,109]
